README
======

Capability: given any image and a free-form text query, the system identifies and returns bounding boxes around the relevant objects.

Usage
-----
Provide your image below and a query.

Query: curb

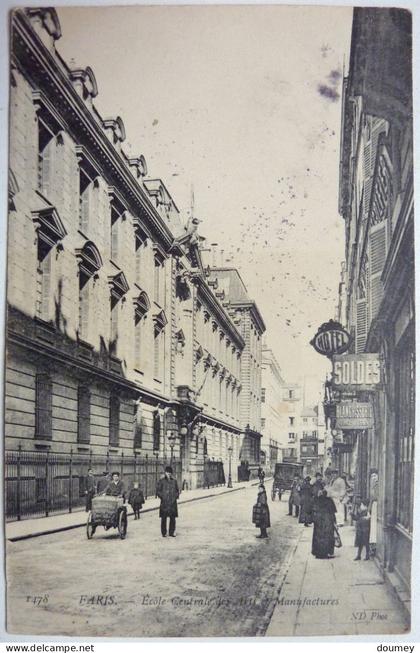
[256,525,305,636]
[7,484,247,542]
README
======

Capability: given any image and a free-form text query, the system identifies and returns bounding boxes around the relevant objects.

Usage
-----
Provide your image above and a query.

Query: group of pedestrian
[84,465,179,535]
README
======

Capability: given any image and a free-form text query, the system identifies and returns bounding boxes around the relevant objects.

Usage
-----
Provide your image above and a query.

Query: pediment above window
[128,155,148,179]
[76,240,103,277]
[32,198,67,248]
[27,8,61,40]
[108,270,129,301]
[103,116,126,144]
[133,290,151,320]
[153,310,168,334]
[69,66,98,101]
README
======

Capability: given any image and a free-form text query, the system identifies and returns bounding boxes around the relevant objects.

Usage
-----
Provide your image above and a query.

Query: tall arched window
[76,241,102,342]
[133,290,150,372]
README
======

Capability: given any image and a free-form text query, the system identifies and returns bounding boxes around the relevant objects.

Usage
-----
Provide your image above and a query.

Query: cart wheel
[118,509,127,539]
[86,512,95,539]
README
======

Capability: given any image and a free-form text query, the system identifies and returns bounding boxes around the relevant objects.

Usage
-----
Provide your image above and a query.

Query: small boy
[128,482,145,520]
[352,498,371,560]
[252,484,271,539]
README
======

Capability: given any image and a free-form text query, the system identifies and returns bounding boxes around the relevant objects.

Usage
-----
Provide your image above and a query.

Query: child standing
[252,484,271,538]
[352,498,371,560]
[128,482,145,520]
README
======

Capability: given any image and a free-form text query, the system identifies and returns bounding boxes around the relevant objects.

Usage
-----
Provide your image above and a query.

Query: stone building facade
[337,8,413,605]
[260,347,285,469]
[207,268,266,476]
[6,7,248,490]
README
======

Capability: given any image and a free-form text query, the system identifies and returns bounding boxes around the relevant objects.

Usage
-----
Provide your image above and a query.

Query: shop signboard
[310,320,350,357]
[332,353,381,392]
[336,401,374,430]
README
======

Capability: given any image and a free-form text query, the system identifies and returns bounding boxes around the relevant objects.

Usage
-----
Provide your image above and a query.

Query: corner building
[6,8,249,515]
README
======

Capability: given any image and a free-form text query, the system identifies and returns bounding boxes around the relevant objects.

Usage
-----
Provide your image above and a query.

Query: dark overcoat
[352,507,371,547]
[128,488,145,509]
[298,481,314,523]
[252,490,271,529]
[105,480,125,497]
[157,476,180,518]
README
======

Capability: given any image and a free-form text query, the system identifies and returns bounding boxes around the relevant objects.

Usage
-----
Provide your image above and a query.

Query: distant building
[278,383,302,462]
[260,347,285,469]
[300,406,319,476]
[207,268,266,476]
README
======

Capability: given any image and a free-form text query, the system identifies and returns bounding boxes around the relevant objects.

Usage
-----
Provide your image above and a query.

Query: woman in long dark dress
[299,476,314,526]
[312,489,337,559]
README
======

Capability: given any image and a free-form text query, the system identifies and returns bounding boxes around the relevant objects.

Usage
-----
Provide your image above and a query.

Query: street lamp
[227,445,233,488]
[168,431,176,465]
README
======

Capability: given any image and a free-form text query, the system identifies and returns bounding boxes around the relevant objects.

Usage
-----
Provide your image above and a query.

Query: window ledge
[109,448,120,454]
[34,440,52,449]
[77,444,90,452]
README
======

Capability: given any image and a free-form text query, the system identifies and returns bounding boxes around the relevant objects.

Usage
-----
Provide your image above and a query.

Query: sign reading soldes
[332,354,381,391]
[336,401,374,429]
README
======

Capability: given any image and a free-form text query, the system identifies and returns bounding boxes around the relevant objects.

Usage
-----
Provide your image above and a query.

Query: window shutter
[79,280,90,341]
[109,395,120,447]
[77,385,91,444]
[40,251,52,321]
[355,298,367,353]
[80,184,90,234]
[369,223,387,322]
[133,403,142,449]
[153,411,161,451]
[40,138,54,198]
[35,374,52,440]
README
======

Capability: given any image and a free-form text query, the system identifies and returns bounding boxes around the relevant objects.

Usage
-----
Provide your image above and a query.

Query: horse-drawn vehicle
[271,461,304,501]
[86,495,128,539]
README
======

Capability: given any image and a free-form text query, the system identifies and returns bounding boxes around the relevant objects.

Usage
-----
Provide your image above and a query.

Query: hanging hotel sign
[332,353,381,392]
[336,401,374,430]
[310,320,350,357]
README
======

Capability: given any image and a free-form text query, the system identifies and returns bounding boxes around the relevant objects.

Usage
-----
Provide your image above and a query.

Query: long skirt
[312,512,335,558]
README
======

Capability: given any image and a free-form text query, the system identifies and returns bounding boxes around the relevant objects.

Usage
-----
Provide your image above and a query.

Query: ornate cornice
[12,10,174,251]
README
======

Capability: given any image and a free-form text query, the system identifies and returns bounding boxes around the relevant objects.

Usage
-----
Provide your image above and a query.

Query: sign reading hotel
[332,353,381,392]
[336,401,374,430]
[310,320,350,357]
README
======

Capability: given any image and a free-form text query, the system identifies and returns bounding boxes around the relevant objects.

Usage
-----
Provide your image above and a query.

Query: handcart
[86,495,127,539]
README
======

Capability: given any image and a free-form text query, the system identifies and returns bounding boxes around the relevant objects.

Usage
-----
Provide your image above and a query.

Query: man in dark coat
[288,474,301,517]
[85,468,97,512]
[311,472,324,498]
[156,466,180,537]
[105,471,125,499]
[299,476,314,526]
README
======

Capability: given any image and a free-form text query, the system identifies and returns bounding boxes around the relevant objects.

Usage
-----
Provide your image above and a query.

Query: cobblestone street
[7,485,302,637]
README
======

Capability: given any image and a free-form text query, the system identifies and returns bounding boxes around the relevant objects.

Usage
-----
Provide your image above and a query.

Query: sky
[57,4,353,404]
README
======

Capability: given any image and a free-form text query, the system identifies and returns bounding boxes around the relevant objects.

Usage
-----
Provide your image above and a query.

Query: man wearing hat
[156,466,180,537]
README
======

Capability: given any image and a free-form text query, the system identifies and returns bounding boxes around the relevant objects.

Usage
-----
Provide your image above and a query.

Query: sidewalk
[265,522,410,637]
[6,481,257,542]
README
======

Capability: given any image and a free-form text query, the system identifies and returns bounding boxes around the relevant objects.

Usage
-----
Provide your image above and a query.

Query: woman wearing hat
[156,466,180,537]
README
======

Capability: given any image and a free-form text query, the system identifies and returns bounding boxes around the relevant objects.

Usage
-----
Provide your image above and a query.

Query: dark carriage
[271,461,304,501]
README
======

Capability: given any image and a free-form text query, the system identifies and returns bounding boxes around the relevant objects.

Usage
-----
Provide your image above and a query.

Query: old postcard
[4,3,413,638]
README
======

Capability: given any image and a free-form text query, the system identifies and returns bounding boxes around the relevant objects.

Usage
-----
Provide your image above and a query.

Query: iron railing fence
[5,448,182,522]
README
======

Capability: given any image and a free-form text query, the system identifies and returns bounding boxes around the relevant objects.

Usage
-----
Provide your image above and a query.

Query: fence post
[121,451,124,478]
[45,449,49,517]
[69,448,73,514]
[17,445,22,521]
[145,454,148,499]
[134,451,137,482]
[106,449,110,473]
[89,448,92,468]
